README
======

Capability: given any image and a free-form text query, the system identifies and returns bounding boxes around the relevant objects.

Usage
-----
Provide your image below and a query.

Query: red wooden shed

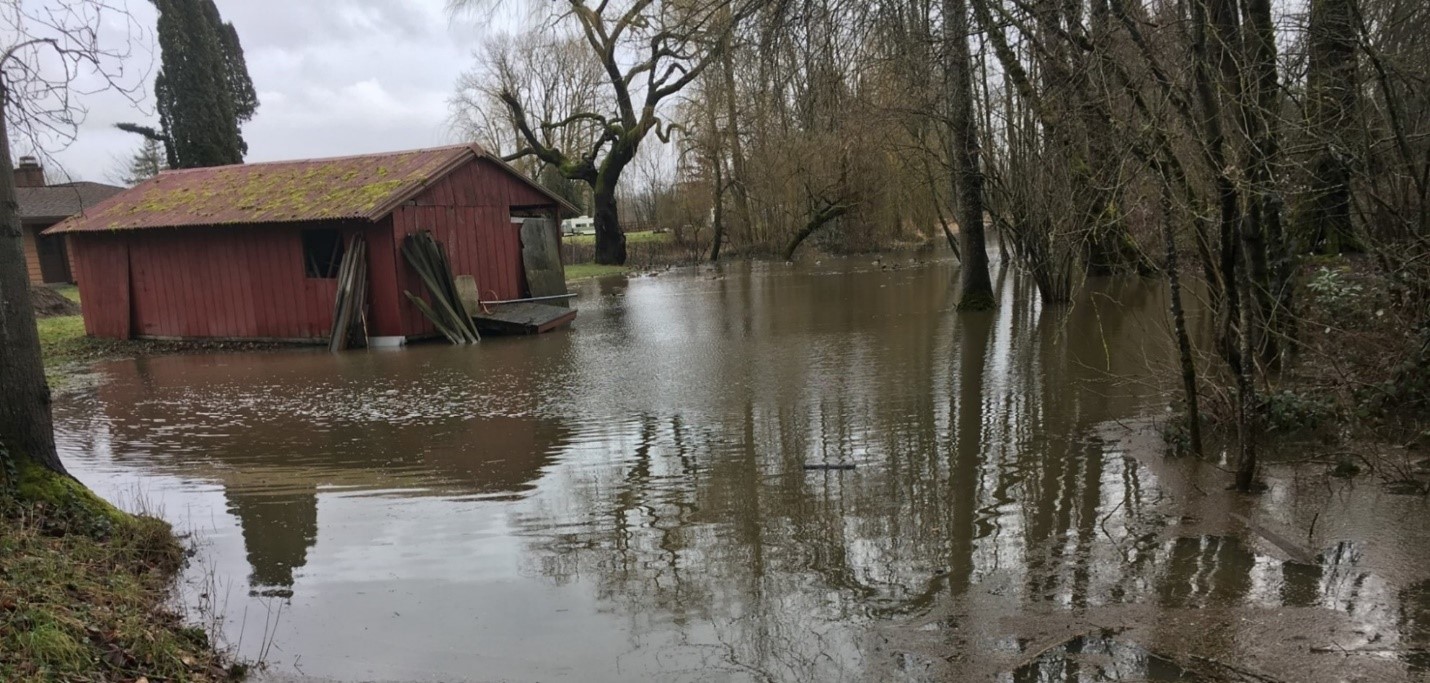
[45,144,577,345]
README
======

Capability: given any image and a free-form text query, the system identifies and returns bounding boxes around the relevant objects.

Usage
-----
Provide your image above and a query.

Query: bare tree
[947,0,995,310]
[449,0,752,265]
[1,0,142,485]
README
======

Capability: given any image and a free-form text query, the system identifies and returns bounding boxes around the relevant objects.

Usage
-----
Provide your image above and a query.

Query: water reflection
[53,259,1430,682]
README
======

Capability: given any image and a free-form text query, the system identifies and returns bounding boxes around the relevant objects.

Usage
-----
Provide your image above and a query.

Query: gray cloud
[44,0,515,183]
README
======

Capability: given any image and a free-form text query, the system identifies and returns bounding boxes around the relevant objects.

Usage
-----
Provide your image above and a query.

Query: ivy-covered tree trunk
[946,0,995,311]
[0,105,67,482]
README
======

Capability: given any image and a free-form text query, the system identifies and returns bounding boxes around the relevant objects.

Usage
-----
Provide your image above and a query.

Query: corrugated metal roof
[46,144,575,234]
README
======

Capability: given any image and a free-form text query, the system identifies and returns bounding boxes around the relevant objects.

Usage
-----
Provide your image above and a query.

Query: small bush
[1305,266,1381,325]
[1358,321,1430,414]
[1262,389,1338,432]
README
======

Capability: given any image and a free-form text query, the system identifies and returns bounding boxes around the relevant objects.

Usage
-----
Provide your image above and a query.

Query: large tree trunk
[0,107,68,480]
[720,41,754,244]
[1241,0,1291,365]
[1189,0,1248,367]
[1233,236,1260,491]
[947,0,995,311]
[710,149,725,262]
[591,176,627,266]
[1304,0,1360,254]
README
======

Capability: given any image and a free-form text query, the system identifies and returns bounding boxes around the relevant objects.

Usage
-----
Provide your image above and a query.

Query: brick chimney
[14,156,45,188]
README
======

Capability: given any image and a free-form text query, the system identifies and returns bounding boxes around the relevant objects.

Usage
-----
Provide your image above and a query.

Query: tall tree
[947,0,996,310]
[450,0,752,266]
[149,0,257,169]
[1303,0,1361,253]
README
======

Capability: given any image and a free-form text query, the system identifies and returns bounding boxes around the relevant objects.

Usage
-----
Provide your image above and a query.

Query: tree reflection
[225,487,318,597]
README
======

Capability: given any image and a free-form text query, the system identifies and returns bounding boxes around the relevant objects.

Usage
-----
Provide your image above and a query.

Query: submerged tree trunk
[591,176,627,266]
[1161,184,1203,457]
[1234,239,1260,491]
[710,150,726,262]
[0,104,67,481]
[947,0,995,311]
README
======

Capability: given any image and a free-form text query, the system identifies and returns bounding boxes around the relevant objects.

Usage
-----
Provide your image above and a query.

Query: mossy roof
[45,144,569,234]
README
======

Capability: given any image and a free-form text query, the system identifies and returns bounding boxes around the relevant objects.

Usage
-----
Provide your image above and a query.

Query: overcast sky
[40,0,520,184]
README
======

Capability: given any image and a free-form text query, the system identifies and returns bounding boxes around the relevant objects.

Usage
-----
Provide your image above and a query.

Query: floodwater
[54,258,1430,682]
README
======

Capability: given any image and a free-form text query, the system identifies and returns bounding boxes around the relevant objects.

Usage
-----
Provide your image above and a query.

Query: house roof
[46,144,578,234]
[17,181,126,222]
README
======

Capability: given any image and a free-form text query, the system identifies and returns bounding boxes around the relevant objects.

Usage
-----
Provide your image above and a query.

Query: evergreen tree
[149,0,258,168]
[121,138,167,185]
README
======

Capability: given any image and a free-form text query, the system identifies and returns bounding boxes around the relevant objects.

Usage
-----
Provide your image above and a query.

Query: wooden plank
[247,229,271,336]
[365,219,402,338]
[173,237,195,337]
[472,302,576,336]
[138,237,157,336]
[243,231,259,335]
[225,230,249,336]
[214,233,237,336]
[520,218,567,300]
[116,239,132,339]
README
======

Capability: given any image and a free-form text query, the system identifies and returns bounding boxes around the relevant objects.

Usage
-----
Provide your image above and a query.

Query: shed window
[301,229,345,278]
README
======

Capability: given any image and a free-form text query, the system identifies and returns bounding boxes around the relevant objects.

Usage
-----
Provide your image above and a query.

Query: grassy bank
[38,314,98,367]
[562,230,708,272]
[0,508,242,682]
[565,263,631,281]
[0,453,242,682]
[9,287,255,679]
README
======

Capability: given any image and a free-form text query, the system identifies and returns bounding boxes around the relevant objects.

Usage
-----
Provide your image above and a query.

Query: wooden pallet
[472,302,577,335]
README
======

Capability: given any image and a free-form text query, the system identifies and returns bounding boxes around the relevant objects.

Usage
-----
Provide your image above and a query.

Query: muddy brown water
[55,258,1430,682]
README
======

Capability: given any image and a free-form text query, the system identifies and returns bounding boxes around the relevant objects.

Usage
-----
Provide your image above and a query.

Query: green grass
[0,502,242,682]
[36,284,90,371]
[36,315,124,390]
[51,285,80,304]
[562,230,673,246]
[36,315,89,365]
[565,263,631,281]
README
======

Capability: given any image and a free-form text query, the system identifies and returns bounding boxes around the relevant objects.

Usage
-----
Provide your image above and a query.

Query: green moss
[8,455,128,534]
[103,156,440,227]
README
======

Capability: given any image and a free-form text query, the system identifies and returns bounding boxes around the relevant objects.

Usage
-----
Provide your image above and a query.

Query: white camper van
[562,216,596,235]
